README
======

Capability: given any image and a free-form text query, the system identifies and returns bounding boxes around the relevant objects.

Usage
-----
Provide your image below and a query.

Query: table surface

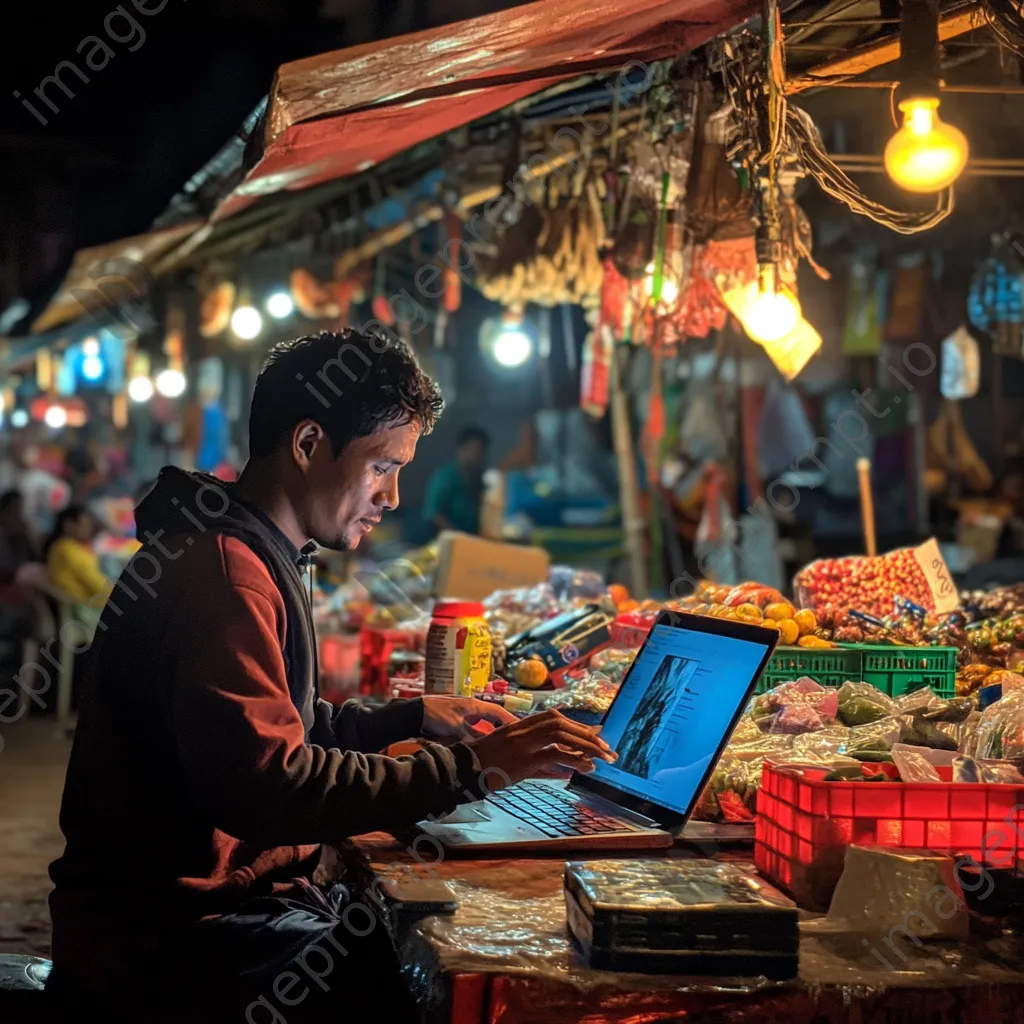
[344,833,1024,1024]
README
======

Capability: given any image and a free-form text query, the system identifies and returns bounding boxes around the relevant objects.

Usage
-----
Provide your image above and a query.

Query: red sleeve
[166,536,478,845]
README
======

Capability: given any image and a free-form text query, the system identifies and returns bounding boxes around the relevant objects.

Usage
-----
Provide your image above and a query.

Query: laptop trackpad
[432,803,493,825]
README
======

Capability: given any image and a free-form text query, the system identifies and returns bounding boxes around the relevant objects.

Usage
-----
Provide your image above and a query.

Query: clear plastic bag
[892,747,942,782]
[968,690,1024,761]
[952,754,1024,784]
[837,680,897,726]
[846,715,902,754]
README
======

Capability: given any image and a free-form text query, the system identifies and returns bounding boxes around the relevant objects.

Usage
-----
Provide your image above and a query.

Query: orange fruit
[618,599,640,614]
[736,603,763,619]
[798,635,832,649]
[607,584,630,606]
[793,609,817,636]
[765,602,796,622]
[778,618,800,645]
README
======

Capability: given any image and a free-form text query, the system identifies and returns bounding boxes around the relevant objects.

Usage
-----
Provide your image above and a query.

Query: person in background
[423,425,490,535]
[44,505,111,604]
[0,490,39,580]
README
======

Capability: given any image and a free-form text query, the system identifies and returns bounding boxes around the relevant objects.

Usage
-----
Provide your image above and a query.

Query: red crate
[319,633,361,704]
[359,625,426,697]
[755,762,1024,910]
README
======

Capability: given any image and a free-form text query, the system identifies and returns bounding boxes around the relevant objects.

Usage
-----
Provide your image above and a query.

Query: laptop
[418,610,778,854]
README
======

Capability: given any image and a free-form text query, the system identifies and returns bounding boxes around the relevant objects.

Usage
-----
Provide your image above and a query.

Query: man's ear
[292,420,325,468]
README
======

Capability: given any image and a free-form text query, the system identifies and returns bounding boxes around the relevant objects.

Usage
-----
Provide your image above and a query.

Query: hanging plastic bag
[940,325,980,400]
[757,383,817,480]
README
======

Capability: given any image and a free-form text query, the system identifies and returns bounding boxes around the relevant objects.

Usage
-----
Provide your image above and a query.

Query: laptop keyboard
[487,783,634,839]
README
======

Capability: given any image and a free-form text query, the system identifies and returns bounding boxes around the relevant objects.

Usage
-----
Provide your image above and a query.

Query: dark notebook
[563,859,799,978]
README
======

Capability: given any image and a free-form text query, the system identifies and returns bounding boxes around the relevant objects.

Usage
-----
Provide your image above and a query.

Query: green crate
[756,646,863,693]
[755,644,958,699]
[850,644,958,699]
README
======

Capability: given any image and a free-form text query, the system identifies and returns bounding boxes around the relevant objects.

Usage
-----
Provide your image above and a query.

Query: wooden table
[341,834,1024,1024]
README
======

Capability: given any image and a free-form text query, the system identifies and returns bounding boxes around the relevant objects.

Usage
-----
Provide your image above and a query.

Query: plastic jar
[425,601,493,697]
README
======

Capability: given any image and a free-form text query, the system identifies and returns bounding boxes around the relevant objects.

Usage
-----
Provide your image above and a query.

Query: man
[0,489,38,579]
[47,331,612,1022]
[423,424,489,535]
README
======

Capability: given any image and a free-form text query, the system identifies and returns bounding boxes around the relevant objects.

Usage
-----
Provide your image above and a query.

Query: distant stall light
[230,305,263,341]
[128,375,155,403]
[10,409,29,428]
[492,325,533,368]
[155,368,187,398]
[44,405,68,429]
[265,291,294,319]
[82,354,104,381]
[82,337,100,358]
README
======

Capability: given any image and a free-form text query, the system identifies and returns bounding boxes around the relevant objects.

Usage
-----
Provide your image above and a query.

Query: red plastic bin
[755,762,1024,910]
[359,625,426,697]
[319,633,361,704]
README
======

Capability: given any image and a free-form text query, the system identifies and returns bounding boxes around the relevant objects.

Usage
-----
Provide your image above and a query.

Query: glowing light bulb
[11,409,29,428]
[155,368,186,398]
[82,337,100,357]
[723,268,802,345]
[230,305,263,340]
[884,97,968,194]
[265,291,294,319]
[643,261,680,305]
[492,327,533,368]
[128,376,155,403]
[44,405,67,428]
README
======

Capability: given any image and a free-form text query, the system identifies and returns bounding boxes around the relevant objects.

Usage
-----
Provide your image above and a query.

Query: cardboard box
[433,531,550,601]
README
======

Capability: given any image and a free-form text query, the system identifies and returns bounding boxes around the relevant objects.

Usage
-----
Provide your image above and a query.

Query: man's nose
[377,478,399,511]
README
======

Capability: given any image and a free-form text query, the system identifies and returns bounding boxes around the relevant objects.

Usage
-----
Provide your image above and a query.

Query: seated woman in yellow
[45,505,112,605]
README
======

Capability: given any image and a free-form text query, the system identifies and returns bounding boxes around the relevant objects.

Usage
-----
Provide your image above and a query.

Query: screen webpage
[590,624,771,815]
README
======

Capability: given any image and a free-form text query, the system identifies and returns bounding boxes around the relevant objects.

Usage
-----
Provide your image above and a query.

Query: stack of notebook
[564,859,799,978]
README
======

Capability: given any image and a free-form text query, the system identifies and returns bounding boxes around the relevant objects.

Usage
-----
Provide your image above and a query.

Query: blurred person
[47,331,612,1022]
[423,424,490,535]
[0,489,39,580]
[44,505,112,604]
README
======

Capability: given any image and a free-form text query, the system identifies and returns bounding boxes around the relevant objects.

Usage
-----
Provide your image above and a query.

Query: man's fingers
[526,713,614,756]
[465,700,518,728]
[537,726,613,762]
[531,744,596,773]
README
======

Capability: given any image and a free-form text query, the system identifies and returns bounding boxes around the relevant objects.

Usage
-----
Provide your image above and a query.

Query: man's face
[459,438,487,472]
[303,420,421,550]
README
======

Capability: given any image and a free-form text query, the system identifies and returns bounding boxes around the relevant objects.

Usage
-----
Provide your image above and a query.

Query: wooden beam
[786,4,985,94]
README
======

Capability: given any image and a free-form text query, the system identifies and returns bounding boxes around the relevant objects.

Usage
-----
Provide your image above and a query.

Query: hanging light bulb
[265,291,294,319]
[884,97,968,193]
[722,266,802,345]
[82,354,104,381]
[11,409,29,428]
[883,0,968,194]
[230,304,263,341]
[760,318,823,381]
[156,368,187,398]
[642,261,680,305]
[82,337,100,358]
[128,376,155,403]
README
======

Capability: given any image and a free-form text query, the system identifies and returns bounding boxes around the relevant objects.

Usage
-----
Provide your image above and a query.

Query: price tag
[913,537,959,613]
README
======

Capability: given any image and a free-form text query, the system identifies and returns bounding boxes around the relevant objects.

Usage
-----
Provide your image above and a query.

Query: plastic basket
[754,762,1024,910]
[319,633,361,705]
[756,646,863,693]
[852,644,958,699]
[359,625,426,697]
[755,644,958,698]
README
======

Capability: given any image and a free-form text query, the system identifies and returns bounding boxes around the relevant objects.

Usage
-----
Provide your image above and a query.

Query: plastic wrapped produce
[952,754,1024,784]
[837,680,897,726]
[588,646,637,685]
[750,678,839,729]
[892,748,942,782]
[845,716,902,756]
[968,690,1024,761]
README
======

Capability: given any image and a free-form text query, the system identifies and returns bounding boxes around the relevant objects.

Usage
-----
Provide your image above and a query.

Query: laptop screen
[587,622,773,817]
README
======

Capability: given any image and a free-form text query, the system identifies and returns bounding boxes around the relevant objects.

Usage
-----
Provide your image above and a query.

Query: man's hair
[457,425,490,448]
[249,329,444,458]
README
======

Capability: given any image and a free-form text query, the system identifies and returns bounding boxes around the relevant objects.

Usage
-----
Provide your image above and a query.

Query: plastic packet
[895,687,941,717]
[953,754,1024,784]
[969,690,1024,761]
[765,704,825,735]
[792,723,851,759]
[837,680,897,726]
[752,678,839,725]
[546,669,620,715]
[588,646,636,684]
[846,715,902,754]
[892,748,942,782]
[899,714,960,751]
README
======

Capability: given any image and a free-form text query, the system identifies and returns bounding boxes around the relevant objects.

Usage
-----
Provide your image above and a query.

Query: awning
[212,0,759,221]
[31,221,202,335]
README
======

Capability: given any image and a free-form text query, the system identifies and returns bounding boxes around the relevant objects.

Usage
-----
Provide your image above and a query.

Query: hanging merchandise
[443,213,463,314]
[580,321,613,418]
[940,325,981,400]
[757,383,816,480]
[290,265,370,324]
[199,280,235,338]
[968,248,1024,358]
[926,401,993,493]
[760,317,823,381]
[842,255,887,356]
[885,254,929,343]
[695,464,739,586]
[370,256,394,326]
[195,400,230,473]
[477,168,606,308]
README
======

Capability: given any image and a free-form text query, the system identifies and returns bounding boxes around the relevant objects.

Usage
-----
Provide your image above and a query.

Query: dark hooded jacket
[48,468,479,991]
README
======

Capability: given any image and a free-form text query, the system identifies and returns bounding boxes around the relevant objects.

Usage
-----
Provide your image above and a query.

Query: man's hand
[421,695,518,742]
[466,709,616,790]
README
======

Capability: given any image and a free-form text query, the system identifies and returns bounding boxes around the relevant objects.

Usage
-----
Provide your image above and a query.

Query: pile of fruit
[794,549,936,619]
